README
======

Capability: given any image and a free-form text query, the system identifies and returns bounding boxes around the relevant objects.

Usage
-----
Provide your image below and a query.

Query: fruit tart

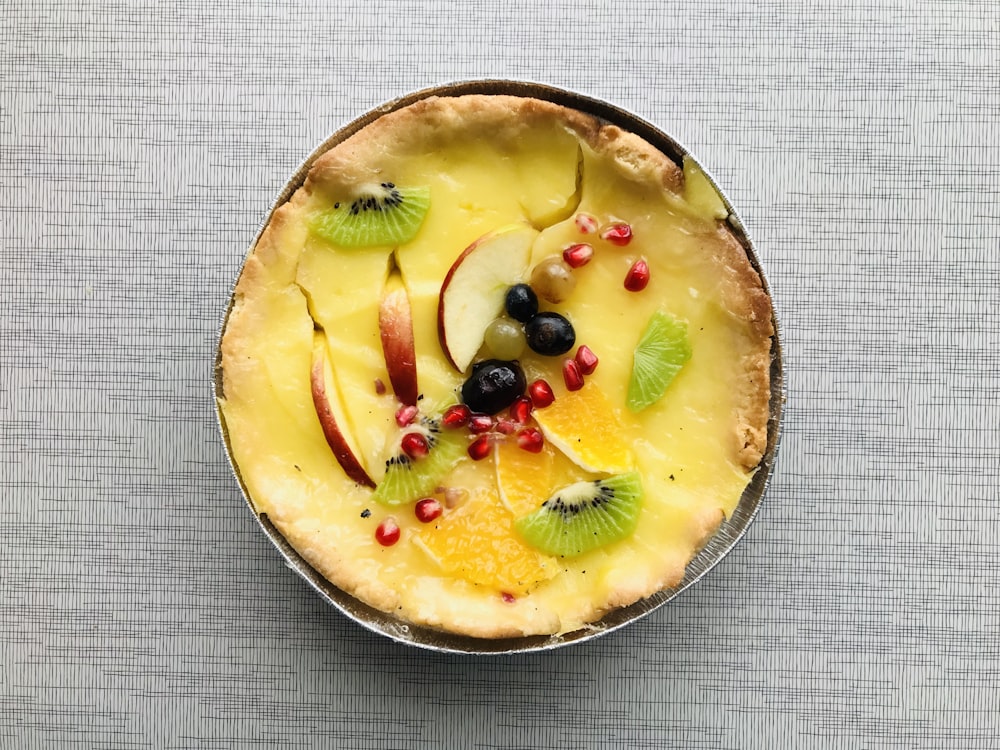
[216,89,775,640]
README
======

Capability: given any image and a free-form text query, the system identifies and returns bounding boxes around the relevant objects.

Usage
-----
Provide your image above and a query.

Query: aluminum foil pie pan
[212,80,785,654]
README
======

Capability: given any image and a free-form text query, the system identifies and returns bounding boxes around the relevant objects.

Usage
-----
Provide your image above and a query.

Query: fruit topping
[375,517,401,547]
[600,222,633,246]
[527,379,555,408]
[624,258,650,292]
[509,396,533,424]
[379,273,419,406]
[574,212,598,234]
[574,345,599,375]
[501,592,516,604]
[532,381,634,474]
[562,243,594,269]
[374,378,386,395]
[438,224,537,373]
[525,312,575,357]
[530,255,577,304]
[468,434,493,461]
[372,427,465,507]
[495,419,518,435]
[504,283,539,323]
[461,359,527,415]
[395,403,419,428]
[514,472,643,557]
[627,310,692,413]
[484,317,526,360]
[561,359,584,391]
[309,334,375,488]
[441,404,472,429]
[417,489,557,594]
[516,428,545,453]
[311,183,430,248]
[400,432,430,460]
[414,498,443,523]
[468,413,494,434]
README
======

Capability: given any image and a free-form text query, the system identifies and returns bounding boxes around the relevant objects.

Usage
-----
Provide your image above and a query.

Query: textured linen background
[2,1,998,747]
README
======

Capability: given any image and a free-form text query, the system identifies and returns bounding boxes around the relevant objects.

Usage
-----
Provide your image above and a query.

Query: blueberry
[524,312,575,356]
[504,284,538,324]
[461,360,527,415]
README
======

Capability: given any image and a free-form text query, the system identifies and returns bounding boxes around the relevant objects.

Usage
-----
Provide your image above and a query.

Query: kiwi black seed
[514,472,643,557]
[310,182,430,248]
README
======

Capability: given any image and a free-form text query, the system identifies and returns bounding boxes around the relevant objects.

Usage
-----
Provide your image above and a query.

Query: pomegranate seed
[601,222,633,246]
[374,378,386,395]
[442,403,472,429]
[528,379,555,408]
[414,497,443,523]
[495,419,517,435]
[400,432,429,460]
[395,404,419,427]
[375,517,400,546]
[509,396,533,424]
[574,213,598,234]
[468,434,492,461]
[516,427,544,453]
[624,258,650,292]
[563,358,585,391]
[575,345,599,375]
[500,591,516,604]
[468,413,493,434]
[562,243,594,269]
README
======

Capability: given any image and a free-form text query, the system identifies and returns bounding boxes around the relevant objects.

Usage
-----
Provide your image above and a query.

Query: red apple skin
[310,353,375,488]
[437,225,536,373]
[379,283,419,406]
[437,235,484,372]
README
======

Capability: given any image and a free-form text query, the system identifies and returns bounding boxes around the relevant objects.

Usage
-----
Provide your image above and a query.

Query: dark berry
[461,359,527,415]
[524,312,576,356]
[504,284,538,323]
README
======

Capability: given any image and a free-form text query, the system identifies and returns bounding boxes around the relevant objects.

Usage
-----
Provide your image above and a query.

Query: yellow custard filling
[218,95,772,638]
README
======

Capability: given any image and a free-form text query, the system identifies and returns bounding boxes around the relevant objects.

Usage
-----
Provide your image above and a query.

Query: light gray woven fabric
[2,1,997,747]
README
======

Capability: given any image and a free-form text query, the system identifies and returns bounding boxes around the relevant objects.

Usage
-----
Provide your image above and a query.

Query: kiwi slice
[627,310,692,412]
[311,183,430,248]
[371,421,465,507]
[514,472,643,557]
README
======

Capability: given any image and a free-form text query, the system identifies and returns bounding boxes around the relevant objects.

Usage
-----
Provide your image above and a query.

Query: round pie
[217,92,774,639]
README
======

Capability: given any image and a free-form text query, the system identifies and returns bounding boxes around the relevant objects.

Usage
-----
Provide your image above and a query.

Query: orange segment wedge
[532,381,635,474]
[417,487,559,595]
[494,437,591,517]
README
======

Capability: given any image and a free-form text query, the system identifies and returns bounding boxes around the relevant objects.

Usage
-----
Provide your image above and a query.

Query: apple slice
[437,224,538,372]
[310,333,374,487]
[379,273,419,406]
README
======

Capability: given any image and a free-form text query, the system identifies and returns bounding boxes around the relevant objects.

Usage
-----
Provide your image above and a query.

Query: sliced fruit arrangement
[371,418,466,506]
[532,380,634,474]
[627,310,692,413]
[417,487,559,595]
[378,273,419,406]
[310,182,430,248]
[305,191,692,588]
[514,472,643,558]
[309,333,375,488]
[437,224,537,372]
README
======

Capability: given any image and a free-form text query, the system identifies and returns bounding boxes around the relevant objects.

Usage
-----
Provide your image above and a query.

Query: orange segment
[494,437,590,517]
[532,381,636,473]
[417,487,559,594]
